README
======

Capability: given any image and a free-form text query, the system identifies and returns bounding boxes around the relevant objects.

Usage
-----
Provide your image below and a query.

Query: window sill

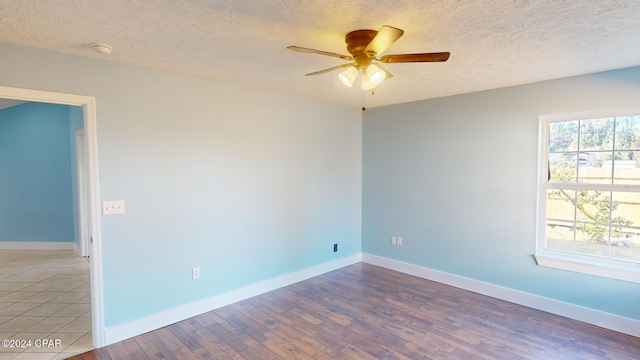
[535,254,640,284]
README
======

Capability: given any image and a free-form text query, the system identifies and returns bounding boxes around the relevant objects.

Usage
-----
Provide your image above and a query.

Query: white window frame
[536,108,640,284]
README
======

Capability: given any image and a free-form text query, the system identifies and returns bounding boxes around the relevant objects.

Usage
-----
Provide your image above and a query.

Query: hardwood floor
[69,263,640,359]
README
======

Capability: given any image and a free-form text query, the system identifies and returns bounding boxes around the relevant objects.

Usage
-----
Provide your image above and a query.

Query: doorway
[0,86,104,348]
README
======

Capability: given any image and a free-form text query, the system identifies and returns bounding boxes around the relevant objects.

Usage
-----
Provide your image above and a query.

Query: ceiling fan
[288,25,450,90]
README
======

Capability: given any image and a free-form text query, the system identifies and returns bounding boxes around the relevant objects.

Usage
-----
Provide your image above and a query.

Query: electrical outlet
[103,200,125,215]
[192,267,200,280]
[333,243,338,252]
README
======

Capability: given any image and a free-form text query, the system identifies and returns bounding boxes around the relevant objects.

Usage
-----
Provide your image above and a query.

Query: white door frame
[0,85,105,347]
[76,129,90,257]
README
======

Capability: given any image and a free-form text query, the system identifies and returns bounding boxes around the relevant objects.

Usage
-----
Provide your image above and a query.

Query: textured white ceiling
[2,1,640,108]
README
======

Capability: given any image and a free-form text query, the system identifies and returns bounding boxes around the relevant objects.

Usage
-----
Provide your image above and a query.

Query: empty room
[1,1,639,359]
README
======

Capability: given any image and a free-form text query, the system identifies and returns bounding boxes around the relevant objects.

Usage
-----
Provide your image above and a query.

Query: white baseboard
[362,253,640,338]
[0,241,74,250]
[103,253,362,346]
[73,242,81,256]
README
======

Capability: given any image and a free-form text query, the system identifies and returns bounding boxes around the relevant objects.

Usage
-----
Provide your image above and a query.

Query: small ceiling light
[361,70,375,91]
[338,66,359,87]
[365,64,386,88]
[92,43,113,55]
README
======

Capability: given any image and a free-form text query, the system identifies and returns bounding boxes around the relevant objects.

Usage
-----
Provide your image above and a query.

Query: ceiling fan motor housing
[345,29,378,61]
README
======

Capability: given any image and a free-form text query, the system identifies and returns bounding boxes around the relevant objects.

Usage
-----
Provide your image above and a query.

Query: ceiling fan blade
[287,46,353,60]
[364,25,404,56]
[378,52,450,63]
[305,64,353,76]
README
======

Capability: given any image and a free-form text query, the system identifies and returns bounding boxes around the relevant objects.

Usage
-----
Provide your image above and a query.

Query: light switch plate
[103,200,125,215]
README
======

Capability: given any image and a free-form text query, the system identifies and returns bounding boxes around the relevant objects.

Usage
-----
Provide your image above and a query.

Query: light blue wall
[0,42,362,327]
[363,67,640,320]
[0,102,75,243]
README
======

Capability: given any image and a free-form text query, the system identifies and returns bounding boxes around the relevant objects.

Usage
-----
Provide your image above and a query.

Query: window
[536,110,640,283]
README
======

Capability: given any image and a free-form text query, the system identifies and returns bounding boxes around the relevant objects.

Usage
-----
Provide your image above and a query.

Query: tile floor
[0,250,92,360]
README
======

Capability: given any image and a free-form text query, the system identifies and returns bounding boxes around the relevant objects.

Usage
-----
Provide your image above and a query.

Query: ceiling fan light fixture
[365,63,386,88]
[361,71,375,91]
[338,65,359,87]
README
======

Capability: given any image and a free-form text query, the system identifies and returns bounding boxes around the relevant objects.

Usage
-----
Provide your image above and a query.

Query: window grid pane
[578,118,614,152]
[547,189,575,221]
[548,153,577,183]
[610,227,640,262]
[546,220,575,252]
[614,116,640,150]
[613,151,640,185]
